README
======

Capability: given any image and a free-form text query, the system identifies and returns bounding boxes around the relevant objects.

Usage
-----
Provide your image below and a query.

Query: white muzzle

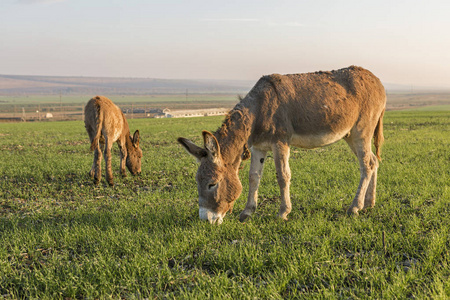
[199,207,224,225]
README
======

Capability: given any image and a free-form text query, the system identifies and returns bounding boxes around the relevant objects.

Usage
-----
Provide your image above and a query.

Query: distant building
[153,108,171,118]
[165,108,228,118]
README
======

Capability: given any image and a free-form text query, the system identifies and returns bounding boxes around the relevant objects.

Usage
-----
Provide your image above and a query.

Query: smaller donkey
[84,96,142,186]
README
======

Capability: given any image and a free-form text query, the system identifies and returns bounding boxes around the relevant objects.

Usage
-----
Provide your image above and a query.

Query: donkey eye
[208,183,218,190]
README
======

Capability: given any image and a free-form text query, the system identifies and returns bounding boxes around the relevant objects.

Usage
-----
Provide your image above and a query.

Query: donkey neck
[119,119,133,150]
[214,103,255,167]
[124,133,133,149]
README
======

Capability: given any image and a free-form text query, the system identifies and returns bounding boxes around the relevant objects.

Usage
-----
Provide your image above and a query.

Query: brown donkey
[84,96,142,186]
[178,66,386,224]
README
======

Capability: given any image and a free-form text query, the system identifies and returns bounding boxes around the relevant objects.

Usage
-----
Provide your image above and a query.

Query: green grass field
[408,104,450,111]
[0,110,449,299]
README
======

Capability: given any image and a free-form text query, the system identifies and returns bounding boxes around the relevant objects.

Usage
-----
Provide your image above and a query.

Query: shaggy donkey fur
[178,66,386,224]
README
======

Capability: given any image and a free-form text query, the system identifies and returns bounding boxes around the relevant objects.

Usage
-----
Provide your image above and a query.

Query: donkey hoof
[239,212,251,223]
[108,181,114,187]
[363,202,375,210]
[277,213,289,221]
[347,206,359,216]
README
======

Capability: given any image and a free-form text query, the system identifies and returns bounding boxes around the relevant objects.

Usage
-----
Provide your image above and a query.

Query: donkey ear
[202,131,220,160]
[132,130,140,147]
[177,137,207,161]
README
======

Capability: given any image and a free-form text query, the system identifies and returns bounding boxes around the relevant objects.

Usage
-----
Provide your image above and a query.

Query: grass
[407,104,450,111]
[0,110,449,299]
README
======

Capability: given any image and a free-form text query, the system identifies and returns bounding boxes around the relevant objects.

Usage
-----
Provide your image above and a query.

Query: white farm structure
[163,108,228,118]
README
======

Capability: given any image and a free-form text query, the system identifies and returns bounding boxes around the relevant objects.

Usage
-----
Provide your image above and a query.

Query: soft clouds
[2,1,449,86]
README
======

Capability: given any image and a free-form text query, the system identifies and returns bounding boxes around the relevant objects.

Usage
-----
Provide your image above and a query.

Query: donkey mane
[214,101,251,162]
[216,102,246,136]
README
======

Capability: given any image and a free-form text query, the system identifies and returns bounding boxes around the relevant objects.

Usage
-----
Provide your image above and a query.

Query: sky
[1,0,450,88]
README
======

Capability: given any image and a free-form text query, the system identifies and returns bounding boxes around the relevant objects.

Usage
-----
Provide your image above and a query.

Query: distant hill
[1,74,449,96]
[0,74,254,95]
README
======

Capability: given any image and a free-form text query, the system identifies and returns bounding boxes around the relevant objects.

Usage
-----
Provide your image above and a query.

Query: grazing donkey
[178,66,386,224]
[84,96,142,186]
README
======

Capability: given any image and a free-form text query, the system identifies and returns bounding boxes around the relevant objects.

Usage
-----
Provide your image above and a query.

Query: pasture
[0,110,449,298]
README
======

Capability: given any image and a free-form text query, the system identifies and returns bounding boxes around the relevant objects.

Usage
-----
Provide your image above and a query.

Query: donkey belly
[111,128,123,143]
[290,129,349,149]
[102,118,124,144]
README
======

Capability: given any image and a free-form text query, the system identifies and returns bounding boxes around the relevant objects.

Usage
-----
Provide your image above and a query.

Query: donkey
[178,66,386,224]
[84,96,142,186]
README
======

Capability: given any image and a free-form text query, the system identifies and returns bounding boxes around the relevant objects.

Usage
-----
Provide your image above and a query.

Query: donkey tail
[374,108,385,161]
[90,101,103,151]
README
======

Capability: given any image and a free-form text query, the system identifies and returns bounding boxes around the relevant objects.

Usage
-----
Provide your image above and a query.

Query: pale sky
[1,0,450,88]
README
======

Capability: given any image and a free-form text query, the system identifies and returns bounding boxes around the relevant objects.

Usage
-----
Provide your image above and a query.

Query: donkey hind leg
[87,126,98,178]
[272,142,292,220]
[91,139,104,185]
[345,137,379,211]
[103,137,114,186]
[364,153,379,209]
[239,148,267,222]
[89,148,96,179]
[90,147,99,178]
[346,139,378,215]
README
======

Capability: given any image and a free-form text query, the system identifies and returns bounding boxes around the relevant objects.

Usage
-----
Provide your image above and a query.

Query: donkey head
[178,131,243,224]
[126,130,142,175]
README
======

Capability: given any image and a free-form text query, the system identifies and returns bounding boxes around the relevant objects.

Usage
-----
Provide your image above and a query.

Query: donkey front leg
[273,142,292,220]
[104,138,114,186]
[118,143,128,178]
[239,148,267,222]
